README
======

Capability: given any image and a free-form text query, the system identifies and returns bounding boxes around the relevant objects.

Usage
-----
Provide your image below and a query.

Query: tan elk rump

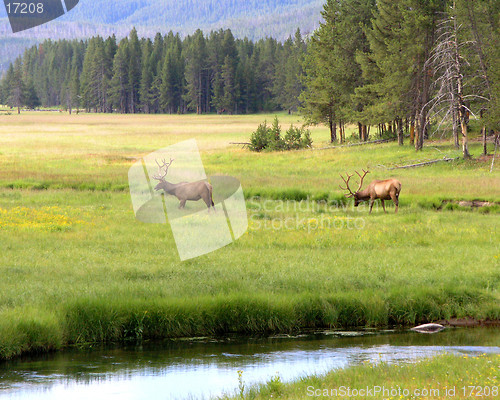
[153,158,215,212]
[339,169,401,214]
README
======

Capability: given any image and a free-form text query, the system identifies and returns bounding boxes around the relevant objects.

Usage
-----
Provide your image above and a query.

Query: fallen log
[229,142,251,148]
[314,137,397,151]
[388,157,458,170]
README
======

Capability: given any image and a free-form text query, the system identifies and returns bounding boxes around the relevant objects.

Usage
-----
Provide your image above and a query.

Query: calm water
[1,327,499,399]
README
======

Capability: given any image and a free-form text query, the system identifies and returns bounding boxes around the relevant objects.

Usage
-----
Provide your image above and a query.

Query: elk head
[339,169,370,207]
[152,158,174,190]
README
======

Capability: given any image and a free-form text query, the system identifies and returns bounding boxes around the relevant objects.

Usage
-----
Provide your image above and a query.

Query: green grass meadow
[220,353,500,399]
[0,112,499,360]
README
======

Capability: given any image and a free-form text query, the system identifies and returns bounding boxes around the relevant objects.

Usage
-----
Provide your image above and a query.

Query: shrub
[267,116,286,151]
[249,122,270,152]
[249,116,312,152]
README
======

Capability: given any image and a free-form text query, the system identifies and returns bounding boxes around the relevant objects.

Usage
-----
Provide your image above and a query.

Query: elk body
[340,169,401,214]
[153,158,215,212]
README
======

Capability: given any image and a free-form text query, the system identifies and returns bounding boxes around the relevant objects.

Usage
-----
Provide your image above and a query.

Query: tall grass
[0,113,499,359]
[219,353,500,399]
[0,190,498,358]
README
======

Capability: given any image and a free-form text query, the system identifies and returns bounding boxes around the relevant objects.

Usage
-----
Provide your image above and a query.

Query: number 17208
[5,3,44,14]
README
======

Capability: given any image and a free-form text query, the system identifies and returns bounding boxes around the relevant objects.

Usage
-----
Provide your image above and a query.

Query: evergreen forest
[1,27,306,115]
[2,0,500,156]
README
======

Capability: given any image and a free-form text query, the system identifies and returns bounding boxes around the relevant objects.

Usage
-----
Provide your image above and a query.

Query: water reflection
[1,328,500,399]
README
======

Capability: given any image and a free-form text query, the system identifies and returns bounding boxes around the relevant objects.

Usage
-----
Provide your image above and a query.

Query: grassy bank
[0,112,499,359]
[218,353,500,399]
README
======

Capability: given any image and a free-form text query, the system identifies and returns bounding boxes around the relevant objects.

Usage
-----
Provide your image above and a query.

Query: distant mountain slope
[0,0,323,71]
[0,0,323,38]
[60,0,322,30]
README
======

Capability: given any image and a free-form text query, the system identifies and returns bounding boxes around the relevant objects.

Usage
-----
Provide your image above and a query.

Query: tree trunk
[482,126,487,155]
[397,117,404,146]
[414,112,420,151]
[329,118,337,143]
[461,115,470,158]
[454,18,470,159]
[415,24,435,152]
[452,106,459,149]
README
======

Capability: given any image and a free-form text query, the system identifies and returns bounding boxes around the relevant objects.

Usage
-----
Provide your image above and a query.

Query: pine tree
[80,37,111,112]
[357,0,411,144]
[208,29,226,114]
[149,32,165,113]
[160,33,184,113]
[24,78,40,109]
[109,38,130,113]
[183,30,207,114]
[483,7,500,136]
[237,38,256,113]
[8,58,25,114]
[127,28,141,113]
[273,29,306,114]
[300,0,375,142]
[221,54,238,113]
[0,64,14,105]
[139,39,154,113]
[255,37,278,111]
[69,53,80,113]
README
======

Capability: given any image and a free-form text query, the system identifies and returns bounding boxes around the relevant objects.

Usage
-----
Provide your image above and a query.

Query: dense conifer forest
[0,27,306,114]
[2,0,500,155]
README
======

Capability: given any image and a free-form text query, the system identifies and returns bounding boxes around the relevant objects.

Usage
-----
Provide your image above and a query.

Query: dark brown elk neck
[355,188,371,201]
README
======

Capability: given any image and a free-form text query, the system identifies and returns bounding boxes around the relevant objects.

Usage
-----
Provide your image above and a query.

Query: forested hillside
[0,0,323,71]
[3,0,500,157]
[55,0,322,35]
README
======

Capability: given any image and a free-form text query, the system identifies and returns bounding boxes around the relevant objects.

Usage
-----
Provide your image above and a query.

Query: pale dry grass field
[0,111,499,200]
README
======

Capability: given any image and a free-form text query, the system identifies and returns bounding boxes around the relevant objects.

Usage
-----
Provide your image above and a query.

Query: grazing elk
[339,169,401,214]
[153,158,215,212]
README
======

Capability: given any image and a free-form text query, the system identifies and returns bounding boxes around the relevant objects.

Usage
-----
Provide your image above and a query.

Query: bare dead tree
[426,5,471,158]
[426,2,490,159]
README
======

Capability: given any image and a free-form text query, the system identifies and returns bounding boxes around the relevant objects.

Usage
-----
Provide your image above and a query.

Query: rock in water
[410,323,445,333]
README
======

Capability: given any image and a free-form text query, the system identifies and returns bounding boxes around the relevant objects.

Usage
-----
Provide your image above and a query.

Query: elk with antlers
[153,158,215,212]
[339,169,401,214]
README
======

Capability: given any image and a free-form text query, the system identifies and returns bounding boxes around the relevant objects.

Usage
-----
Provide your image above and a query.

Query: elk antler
[339,169,370,197]
[355,169,370,192]
[339,172,355,198]
[152,158,175,181]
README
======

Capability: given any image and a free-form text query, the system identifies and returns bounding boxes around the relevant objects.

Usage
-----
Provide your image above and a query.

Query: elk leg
[369,200,374,214]
[179,199,187,209]
[203,197,212,212]
[381,199,386,213]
